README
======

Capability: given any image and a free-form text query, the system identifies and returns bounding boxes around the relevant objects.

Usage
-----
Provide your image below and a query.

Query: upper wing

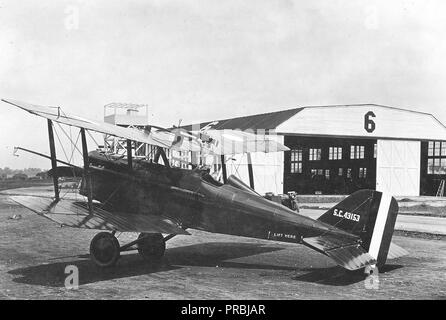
[3,99,289,155]
[10,195,190,235]
[2,99,176,150]
[201,129,289,155]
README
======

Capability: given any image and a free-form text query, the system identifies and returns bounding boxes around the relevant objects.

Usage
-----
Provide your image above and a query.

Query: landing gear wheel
[90,232,120,268]
[137,233,166,262]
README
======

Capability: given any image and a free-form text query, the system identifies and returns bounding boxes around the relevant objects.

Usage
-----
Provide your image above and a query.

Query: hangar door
[376,140,420,196]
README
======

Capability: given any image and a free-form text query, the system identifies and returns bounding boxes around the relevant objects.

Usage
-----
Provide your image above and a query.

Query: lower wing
[10,195,190,235]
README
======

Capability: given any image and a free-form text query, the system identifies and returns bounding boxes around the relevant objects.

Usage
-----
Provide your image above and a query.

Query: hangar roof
[181,107,303,131]
[183,104,446,141]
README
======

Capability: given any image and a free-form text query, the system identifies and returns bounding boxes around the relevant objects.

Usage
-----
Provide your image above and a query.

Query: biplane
[2,99,407,273]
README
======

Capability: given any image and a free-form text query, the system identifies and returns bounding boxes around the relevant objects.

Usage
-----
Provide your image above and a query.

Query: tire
[90,232,120,268]
[137,233,166,262]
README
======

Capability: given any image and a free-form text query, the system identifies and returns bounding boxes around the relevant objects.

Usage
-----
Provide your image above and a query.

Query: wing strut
[126,139,133,169]
[247,152,255,189]
[80,128,93,213]
[154,147,170,168]
[220,155,227,184]
[47,119,59,200]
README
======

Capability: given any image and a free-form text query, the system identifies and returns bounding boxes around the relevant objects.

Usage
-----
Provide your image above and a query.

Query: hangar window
[310,169,323,176]
[290,149,303,173]
[338,168,343,176]
[290,162,302,174]
[310,169,322,176]
[309,148,321,161]
[374,143,377,158]
[346,168,352,178]
[428,141,446,157]
[325,169,330,179]
[427,158,446,174]
[427,141,446,174]
[329,147,343,160]
[350,145,365,159]
[359,167,367,178]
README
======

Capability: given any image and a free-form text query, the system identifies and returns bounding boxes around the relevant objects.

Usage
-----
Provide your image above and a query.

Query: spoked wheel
[137,233,166,262]
[90,232,121,268]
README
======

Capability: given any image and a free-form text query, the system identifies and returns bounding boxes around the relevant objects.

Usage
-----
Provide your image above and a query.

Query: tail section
[317,189,407,268]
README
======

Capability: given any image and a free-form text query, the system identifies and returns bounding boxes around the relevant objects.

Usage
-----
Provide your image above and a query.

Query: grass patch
[0,180,53,191]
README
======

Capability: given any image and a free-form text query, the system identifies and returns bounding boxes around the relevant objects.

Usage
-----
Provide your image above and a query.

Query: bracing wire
[53,125,70,167]
[55,123,84,158]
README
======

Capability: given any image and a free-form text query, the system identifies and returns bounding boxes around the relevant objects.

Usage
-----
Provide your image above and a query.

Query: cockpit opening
[200,170,224,187]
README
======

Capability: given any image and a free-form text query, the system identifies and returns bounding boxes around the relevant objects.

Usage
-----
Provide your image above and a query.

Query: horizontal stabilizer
[302,235,376,271]
[10,196,190,235]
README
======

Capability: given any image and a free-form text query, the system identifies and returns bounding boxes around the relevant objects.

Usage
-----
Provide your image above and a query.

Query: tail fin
[317,189,405,268]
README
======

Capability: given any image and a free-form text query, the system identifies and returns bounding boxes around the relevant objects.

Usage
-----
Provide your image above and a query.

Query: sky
[1,0,446,169]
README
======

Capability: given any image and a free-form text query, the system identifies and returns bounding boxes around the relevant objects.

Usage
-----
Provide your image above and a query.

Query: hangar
[183,104,446,197]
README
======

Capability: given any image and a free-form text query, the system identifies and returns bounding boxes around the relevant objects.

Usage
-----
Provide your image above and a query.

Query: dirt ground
[0,192,445,299]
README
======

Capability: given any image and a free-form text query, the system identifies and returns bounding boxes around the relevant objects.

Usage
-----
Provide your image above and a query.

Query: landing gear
[90,232,121,268]
[137,233,166,262]
[89,231,173,267]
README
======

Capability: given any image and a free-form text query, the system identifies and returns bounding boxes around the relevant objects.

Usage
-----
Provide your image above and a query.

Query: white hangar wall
[225,135,284,195]
[276,105,446,141]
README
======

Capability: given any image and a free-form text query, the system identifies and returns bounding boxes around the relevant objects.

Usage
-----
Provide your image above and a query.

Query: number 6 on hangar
[364,111,376,133]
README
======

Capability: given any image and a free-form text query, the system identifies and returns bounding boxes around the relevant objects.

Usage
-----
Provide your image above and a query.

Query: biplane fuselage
[82,151,349,245]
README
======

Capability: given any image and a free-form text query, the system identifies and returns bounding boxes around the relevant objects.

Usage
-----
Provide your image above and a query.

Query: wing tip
[1,98,13,104]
